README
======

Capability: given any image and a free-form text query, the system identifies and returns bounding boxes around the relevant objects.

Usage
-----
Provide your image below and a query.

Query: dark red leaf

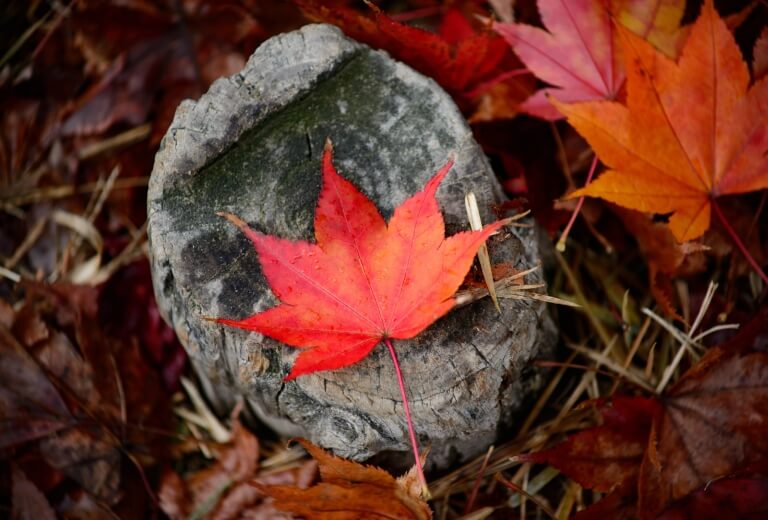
[522,396,657,493]
[656,474,768,520]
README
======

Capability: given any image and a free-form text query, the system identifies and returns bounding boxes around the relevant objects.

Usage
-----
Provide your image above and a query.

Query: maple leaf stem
[557,154,598,252]
[712,200,768,286]
[384,337,430,500]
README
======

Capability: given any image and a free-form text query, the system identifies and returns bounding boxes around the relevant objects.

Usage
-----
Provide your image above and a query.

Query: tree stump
[148,24,555,468]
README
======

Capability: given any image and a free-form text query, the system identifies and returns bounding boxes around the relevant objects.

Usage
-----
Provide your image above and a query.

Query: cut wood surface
[148,24,554,467]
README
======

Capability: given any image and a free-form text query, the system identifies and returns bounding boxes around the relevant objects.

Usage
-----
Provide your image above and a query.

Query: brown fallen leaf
[656,473,768,519]
[525,307,768,519]
[256,438,432,520]
[159,413,317,520]
[11,466,56,520]
[611,206,708,317]
[638,316,768,518]
[0,282,171,506]
[520,396,658,495]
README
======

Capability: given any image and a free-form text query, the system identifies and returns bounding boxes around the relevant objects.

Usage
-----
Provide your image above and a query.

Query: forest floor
[1,1,767,518]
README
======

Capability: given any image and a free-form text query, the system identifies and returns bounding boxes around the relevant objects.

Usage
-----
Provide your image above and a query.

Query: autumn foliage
[256,438,432,519]
[494,0,686,119]
[2,0,768,518]
[216,140,505,381]
[561,1,768,242]
[523,308,768,519]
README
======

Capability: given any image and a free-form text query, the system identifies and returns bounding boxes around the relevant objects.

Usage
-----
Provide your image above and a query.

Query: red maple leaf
[216,140,504,381]
[216,139,505,495]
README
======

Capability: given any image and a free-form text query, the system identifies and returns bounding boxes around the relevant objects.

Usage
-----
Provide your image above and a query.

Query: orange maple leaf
[558,0,768,242]
[255,438,432,520]
[216,140,504,381]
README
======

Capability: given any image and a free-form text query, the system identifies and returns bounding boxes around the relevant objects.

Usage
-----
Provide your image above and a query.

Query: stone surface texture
[148,24,554,468]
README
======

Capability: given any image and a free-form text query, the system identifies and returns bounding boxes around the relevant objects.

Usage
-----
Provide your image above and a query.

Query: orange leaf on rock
[256,438,431,520]
[561,1,768,242]
[494,0,685,119]
[216,140,505,380]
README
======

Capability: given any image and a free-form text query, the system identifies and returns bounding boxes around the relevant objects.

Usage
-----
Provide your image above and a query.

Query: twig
[557,154,599,252]
[712,200,768,286]
[464,445,494,514]
[496,473,557,519]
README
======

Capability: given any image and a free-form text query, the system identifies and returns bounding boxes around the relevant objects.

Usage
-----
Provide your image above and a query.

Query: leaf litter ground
[1,0,767,518]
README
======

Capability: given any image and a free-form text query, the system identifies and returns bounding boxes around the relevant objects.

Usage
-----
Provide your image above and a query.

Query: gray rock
[148,24,554,468]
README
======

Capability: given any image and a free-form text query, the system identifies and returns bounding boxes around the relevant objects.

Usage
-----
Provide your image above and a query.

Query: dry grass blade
[89,222,148,285]
[51,209,104,284]
[651,282,739,393]
[457,506,494,520]
[558,337,618,420]
[0,266,21,283]
[176,377,232,444]
[5,217,47,270]
[456,264,580,308]
[0,177,149,208]
[465,192,500,312]
[496,472,557,519]
[259,444,308,470]
[0,9,52,70]
[565,342,654,392]
[429,408,594,499]
[78,124,151,160]
[464,445,494,514]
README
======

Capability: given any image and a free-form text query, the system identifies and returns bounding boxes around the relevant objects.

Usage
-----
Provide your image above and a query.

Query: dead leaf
[0,282,171,505]
[755,27,768,79]
[526,306,768,519]
[256,438,432,520]
[297,2,514,104]
[656,473,768,519]
[638,325,768,518]
[159,413,317,520]
[612,205,708,316]
[11,466,56,520]
[521,396,657,494]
